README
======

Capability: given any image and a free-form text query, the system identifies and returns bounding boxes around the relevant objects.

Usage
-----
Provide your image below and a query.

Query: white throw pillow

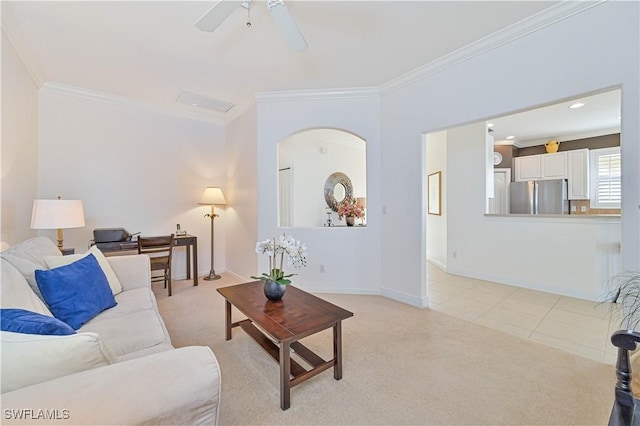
[0,237,61,300]
[0,259,53,316]
[0,331,117,393]
[44,245,123,295]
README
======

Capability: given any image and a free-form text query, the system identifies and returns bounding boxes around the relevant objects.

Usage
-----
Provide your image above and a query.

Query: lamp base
[203,272,221,281]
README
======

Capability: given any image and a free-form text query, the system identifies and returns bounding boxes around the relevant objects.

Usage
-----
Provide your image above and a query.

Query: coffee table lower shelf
[237,319,336,387]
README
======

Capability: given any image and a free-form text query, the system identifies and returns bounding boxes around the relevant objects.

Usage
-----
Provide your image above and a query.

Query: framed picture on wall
[428,171,441,216]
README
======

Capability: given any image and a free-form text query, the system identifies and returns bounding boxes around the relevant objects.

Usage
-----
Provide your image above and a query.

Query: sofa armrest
[1,346,221,425]
[106,254,151,291]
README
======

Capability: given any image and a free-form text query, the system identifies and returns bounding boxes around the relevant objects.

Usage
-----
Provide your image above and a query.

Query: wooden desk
[97,234,198,286]
[174,234,198,286]
[217,281,353,410]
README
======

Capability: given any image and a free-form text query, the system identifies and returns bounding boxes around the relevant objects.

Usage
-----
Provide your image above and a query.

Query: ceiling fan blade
[267,0,308,52]
[195,0,243,32]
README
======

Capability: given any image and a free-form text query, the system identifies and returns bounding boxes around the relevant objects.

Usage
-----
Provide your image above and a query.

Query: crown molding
[254,87,380,103]
[42,82,226,125]
[1,8,45,88]
[380,0,607,95]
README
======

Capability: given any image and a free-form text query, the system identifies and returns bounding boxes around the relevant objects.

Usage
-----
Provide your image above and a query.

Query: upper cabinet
[567,149,590,200]
[514,155,541,181]
[514,150,590,200]
[515,152,567,181]
[540,152,567,179]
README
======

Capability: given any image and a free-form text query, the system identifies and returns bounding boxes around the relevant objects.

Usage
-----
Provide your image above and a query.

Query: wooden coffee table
[217,281,353,410]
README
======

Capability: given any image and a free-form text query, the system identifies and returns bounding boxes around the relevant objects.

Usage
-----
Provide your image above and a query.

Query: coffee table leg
[333,321,343,380]
[280,341,291,410]
[225,300,232,341]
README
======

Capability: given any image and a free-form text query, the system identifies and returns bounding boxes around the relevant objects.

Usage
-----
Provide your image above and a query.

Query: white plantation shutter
[590,147,621,208]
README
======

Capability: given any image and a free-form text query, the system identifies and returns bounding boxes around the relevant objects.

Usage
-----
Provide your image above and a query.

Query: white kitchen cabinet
[540,152,567,179]
[515,152,568,181]
[515,156,540,181]
[567,148,590,200]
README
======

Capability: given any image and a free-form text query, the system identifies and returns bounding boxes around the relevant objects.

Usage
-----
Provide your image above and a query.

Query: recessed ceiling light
[506,135,515,140]
[487,123,494,128]
[569,102,585,109]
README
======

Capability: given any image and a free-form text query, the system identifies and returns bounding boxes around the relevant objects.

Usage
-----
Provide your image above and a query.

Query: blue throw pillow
[1,308,76,335]
[35,254,117,329]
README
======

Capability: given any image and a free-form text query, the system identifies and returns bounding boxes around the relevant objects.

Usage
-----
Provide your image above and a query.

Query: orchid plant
[337,197,365,220]
[251,234,308,285]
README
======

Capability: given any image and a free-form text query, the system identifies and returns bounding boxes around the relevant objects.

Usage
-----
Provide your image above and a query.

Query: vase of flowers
[251,234,307,301]
[337,197,364,227]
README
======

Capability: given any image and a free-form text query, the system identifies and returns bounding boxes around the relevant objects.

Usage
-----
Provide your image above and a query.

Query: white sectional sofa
[0,237,221,425]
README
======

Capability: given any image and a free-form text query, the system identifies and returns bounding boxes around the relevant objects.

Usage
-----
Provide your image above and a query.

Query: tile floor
[427,262,622,365]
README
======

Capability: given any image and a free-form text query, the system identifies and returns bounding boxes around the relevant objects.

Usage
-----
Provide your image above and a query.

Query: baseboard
[426,256,447,271]
[446,266,602,302]
[381,287,429,308]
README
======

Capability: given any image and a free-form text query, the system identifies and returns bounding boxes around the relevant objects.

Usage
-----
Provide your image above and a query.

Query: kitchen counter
[485,213,620,222]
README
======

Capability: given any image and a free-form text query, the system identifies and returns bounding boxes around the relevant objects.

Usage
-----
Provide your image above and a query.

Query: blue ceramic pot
[264,280,286,301]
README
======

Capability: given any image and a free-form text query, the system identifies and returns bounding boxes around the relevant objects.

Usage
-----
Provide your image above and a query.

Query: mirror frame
[324,172,353,212]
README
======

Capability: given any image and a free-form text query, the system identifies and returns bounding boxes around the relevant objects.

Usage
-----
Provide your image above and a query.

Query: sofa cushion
[44,245,123,295]
[1,309,76,336]
[0,237,61,300]
[35,254,117,329]
[0,258,52,316]
[79,309,171,357]
[0,330,117,393]
[96,287,155,321]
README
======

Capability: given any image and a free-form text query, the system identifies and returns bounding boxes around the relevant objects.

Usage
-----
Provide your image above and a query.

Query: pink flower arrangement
[337,198,365,219]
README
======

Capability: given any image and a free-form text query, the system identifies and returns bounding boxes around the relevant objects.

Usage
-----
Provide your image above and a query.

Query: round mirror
[324,172,353,212]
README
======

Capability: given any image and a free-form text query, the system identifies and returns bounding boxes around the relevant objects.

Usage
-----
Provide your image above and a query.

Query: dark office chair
[137,234,175,296]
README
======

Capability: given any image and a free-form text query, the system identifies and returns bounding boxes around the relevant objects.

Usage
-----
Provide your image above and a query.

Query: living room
[2,1,639,424]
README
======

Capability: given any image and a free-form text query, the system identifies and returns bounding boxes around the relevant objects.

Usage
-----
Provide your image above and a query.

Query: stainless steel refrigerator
[509,179,568,214]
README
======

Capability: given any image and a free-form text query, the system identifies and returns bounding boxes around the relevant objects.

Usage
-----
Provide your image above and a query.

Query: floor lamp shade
[199,187,227,206]
[30,199,86,251]
[199,187,226,280]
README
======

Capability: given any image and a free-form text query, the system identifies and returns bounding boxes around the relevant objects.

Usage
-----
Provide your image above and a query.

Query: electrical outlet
[580,206,587,212]
[571,205,577,212]
[319,264,325,273]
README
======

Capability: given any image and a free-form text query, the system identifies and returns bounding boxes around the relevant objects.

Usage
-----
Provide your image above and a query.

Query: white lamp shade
[199,187,227,205]
[30,199,86,229]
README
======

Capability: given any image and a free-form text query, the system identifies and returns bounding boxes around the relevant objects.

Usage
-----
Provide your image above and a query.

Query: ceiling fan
[195,0,308,52]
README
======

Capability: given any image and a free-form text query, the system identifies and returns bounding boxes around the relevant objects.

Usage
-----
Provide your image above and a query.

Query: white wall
[379,1,639,304]
[425,130,447,270]
[1,31,39,247]
[36,86,227,278]
[225,104,259,281]
[255,93,382,296]
[279,130,366,227]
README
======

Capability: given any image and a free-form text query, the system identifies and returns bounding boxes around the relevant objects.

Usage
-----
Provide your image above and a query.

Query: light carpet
[154,275,615,425]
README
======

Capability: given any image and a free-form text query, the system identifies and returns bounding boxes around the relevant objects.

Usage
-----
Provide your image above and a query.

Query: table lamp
[30,197,86,253]
[199,187,227,280]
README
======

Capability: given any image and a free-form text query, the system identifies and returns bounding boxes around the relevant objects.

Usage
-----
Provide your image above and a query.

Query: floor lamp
[199,187,227,280]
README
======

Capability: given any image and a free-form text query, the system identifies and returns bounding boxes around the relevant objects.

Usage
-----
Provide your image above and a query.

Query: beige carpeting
[154,275,616,425]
